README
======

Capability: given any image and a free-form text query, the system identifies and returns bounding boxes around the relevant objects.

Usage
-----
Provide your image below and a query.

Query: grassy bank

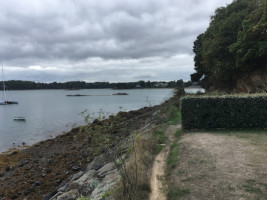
[107,93,183,200]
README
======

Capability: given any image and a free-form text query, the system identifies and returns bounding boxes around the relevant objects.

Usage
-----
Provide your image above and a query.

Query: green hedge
[180,94,267,130]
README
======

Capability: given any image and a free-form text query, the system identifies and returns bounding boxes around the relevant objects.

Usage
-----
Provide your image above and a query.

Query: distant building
[136,84,142,88]
[161,83,168,87]
[154,82,167,87]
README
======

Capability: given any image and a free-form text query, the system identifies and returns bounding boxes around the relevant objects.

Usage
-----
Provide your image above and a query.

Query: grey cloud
[0,0,232,82]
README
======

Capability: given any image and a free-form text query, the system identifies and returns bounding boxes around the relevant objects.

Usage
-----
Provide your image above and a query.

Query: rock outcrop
[235,69,267,93]
[47,154,120,200]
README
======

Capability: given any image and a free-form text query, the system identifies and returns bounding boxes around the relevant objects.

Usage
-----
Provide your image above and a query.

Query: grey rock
[67,182,80,190]
[153,110,160,117]
[96,162,115,178]
[44,191,61,200]
[47,153,121,200]
[56,179,62,184]
[57,189,78,200]
[90,170,120,200]
[89,179,101,190]
[71,166,81,171]
[58,184,68,193]
[78,185,94,197]
[87,155,108,171]
[74,170,96,186]
[70,171,84,182]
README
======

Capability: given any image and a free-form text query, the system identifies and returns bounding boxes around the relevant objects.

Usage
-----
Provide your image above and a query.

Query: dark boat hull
[4,101,18,104]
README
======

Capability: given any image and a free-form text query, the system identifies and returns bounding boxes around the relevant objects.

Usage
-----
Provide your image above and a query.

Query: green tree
[191,0,267,91]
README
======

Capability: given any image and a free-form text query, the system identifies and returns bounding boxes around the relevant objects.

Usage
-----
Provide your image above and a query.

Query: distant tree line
[0,79,193,90]
[191,0,267,91]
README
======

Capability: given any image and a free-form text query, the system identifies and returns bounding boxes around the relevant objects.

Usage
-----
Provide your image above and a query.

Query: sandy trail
[149,124,180,200]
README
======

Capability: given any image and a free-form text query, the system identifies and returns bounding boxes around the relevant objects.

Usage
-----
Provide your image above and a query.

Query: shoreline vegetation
[0,79,195,90]
[0,88,184,200]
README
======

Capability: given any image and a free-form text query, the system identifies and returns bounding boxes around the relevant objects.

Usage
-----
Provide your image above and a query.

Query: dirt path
[169,131,267,200]
[149,125,181,200]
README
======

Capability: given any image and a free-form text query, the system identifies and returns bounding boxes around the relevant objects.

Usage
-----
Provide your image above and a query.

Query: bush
[181,94,267,130]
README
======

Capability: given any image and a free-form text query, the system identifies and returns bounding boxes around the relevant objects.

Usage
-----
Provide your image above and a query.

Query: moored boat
[1,65,19,105]
[13,117,26,121]
[5,100,18,104]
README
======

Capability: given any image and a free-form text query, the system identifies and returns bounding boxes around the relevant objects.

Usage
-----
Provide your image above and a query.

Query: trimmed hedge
[180,94,267,130]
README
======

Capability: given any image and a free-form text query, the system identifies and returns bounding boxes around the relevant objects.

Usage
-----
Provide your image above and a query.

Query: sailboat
[1,65,18,105]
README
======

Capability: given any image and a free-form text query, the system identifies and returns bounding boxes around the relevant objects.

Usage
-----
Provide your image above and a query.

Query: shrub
[181,94,267,130]
[167,140,179,169]
[167,186,190,199]
[167,106,181,125]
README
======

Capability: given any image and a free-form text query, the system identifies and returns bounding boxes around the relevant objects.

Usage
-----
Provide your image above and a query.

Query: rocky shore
[0,92,180,200]
[45,152,121,200]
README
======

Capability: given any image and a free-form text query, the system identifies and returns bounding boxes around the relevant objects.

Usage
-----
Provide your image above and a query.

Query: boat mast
[2,64,5,100]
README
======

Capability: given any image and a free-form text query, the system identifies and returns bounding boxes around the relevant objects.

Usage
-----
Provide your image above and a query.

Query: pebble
[56,179,62,184]
[71,166,81,171]
[54,172,61,176]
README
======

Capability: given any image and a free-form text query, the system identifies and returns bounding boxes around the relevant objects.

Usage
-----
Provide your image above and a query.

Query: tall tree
[191,0,267,91]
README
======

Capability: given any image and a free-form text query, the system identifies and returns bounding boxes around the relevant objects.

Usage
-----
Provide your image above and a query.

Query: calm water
[0,89,173,152]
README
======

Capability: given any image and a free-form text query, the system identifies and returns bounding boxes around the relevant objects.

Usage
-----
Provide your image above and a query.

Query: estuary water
[0,88,173,153]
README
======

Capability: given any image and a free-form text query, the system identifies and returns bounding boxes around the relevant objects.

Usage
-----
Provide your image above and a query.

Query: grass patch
[155,144,163,153]
[168,106,181,125]
[167,140,179,169]
[76,196,88,200]
[167,186,190,199]
[174,128,182,138]
[243,179,263,194]
[153,129,167,144]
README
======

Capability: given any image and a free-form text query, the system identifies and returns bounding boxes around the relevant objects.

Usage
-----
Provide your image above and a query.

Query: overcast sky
[0,0,232,83]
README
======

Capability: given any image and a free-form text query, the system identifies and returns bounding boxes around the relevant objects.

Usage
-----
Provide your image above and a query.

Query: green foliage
[155,144,163,153]
[76,196,88,200]
[181,94,267,130]
[191,0,267,91]
[153,130,167,144]
[167,186,190,199]
[1,80,193,90]
[100,191,110,198]
[243,179,263,194]
[167,140,179,169]
[168,106,181,125]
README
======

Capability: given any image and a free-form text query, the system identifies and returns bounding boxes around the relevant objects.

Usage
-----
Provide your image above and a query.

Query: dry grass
[110,128,161,200]
[167,130,267,200]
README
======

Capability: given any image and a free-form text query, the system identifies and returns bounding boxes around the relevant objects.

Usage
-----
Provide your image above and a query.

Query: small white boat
[1,65,19,105]
[13,117,26,121]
